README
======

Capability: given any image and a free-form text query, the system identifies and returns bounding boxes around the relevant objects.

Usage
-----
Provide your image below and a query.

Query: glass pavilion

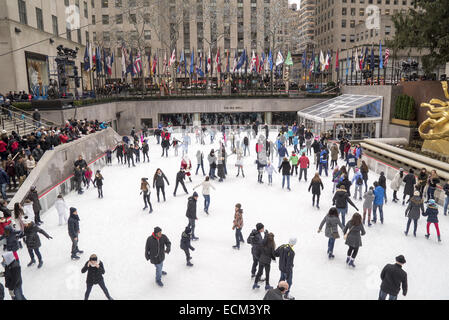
[297,94,383,140]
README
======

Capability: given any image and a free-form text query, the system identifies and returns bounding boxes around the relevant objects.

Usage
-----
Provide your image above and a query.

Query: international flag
[268,49,273,71]
[285,51,293,66]
[379,41,383,69]
[121,46,127,77]
[226,50,230,73]
[301,49,307,68]
[370,44,375,71]
[178,50,184,74]
[168,49,176,67]
[325,50,331,70]
[190,49,194,75]
[276,51,284,67]
[206,48,211,74]
[127,50,134,76]
[335,49,339,71]
[384,48,390,66]
[236,49,246,71]
[163,51,167,74]
[107,53,113,76]
[196,51,204,77]
[355,48,360,72]
[250,50,256,72]
[88,42,93,72]
[259,52,265,73]
[135,51,142,74]
[96,47,102,74]
[83,45,90,71]
[232,49,238,73]
[309,51,314,75]
[152,53,157,75]
[92,46,96,72]
[215,48,221,73]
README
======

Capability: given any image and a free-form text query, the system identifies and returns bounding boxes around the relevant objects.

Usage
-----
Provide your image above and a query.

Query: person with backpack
[352,168,364,200]
[402,169,416,205]
[308,173,324,209]
[298,152,310,182]
[273,238,296,300]
[252,232,276,290]
[2,251,26,300]
[404,191,424,237]
[362,187,375,226]
[390,168,404,203]
[372,181,385,224]
[423,199,441,242]
[346,151,357,178]
[232,206,244,250]
[332,185,359,226]
[360,161,369,193]
[180,227,195,267]
[343,212,366,268]
[318,207,344,259]
[318,147,329,177]
[379,255,408,300]
[247,223,267,279]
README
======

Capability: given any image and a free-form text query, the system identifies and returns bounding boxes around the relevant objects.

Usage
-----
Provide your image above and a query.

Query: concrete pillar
[265,112,272,125]
[193,113,201,127]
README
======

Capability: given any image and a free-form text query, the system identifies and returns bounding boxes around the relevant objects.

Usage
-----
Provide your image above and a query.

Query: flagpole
[377,43,381,85]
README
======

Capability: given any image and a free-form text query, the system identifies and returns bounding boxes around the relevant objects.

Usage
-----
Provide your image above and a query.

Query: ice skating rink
[15,133,449,300]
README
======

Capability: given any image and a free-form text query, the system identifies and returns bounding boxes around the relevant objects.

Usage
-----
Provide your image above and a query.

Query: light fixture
[14,27,21,33]
[49,38,54,44]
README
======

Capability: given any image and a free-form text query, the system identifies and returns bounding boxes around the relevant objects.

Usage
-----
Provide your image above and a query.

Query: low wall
[8,127,122,212]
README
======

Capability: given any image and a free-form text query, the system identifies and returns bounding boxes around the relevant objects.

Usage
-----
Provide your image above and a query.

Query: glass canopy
[297,94,383,123]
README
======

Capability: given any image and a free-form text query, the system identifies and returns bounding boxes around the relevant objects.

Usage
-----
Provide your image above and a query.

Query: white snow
[8,132,449,300]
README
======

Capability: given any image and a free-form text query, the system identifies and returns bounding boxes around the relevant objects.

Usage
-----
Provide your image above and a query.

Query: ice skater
[93,170,104,198]
[153,168,169,202]
[55,194,69,226]
[23,216,52,269]
[180,227,195,267]
[82,254,113,300]
[343,212,365,268]
[140,178,153,213]
[173,168,189,197]
[193,176,215,214]
[68,207,83,260]
[145,226,171,287]
[185,192,199,240]
[232,205,244,249]
[318,207,344,259]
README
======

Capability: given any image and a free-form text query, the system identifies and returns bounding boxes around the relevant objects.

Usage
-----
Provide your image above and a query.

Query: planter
[391,118,417,127]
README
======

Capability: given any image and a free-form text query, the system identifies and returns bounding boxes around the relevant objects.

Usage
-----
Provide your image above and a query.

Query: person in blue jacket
[293,136,299,154]
[346,152,357,178]
[318,147,329,177]
[277,144,289,168]
[0,168,9,200]
[423,199,441,242]
[372,182,385,224]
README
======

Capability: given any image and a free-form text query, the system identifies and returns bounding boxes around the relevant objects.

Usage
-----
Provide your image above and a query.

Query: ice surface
[9,132,449,300]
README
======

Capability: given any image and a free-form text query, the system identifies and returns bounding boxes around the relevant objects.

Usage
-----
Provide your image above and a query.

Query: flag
[226,50,230,73]
[309,51,314,75]
[107,53,113,76]
[362,47,368,70]
[345,50,349,76]
[335,49,339,71]
[121,46,127,77]
[152,53,157,75]
[244,50,249,74]
[370,44,375,71]
[190,49,194,75]
[355,48,360,72]
[384,48,390,66]
[379,41,383,69]
[205,48,211,74]
[96,47,103,74]
[268,49,273,71]
[324,51,330,70]
[196,51,204,77]
[83,45,90,71]
[178,50,184,75]
[319,50,325,71]
[285,51,293,66]
[276,51,284,67]
[215,48,221,73]
[350,50,354,73]
[314,52,319,73]
[168,49,176,67]
[259,52,265,73]
[103,48,107,75]
[250,50,256,72]
[301,49,307,68]
[88,42,93,71]
[135,51,142,74]
[126,50,134,76]
[236,49,246,71]
[163,51,167,74]
[92,46,96,72]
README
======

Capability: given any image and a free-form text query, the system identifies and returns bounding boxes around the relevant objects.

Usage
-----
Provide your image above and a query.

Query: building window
[359,8,364,15]
[115,0,122,6]
[350,34,355,42]
[341,34,346,42]
[102,0,108,8]
[129,14,136,24]
[36,8,44,31]
[85,31,89,43]
[18,0,27,25]
[92,15,96,24]
[350,20,355,28]
[116,14,123,24]
[103,31,110,42]
[351,8,356,16]
[91,0,95,7]
[77,29,82,43]
[52,15,59,36]
[342,7,347,15]
[84,1,88,18]
[93,31,97,41]
[385,25,391,35]
[65,0,69,6]
[144,30,151,40]
[102,15,109,24]
[341,19,346,28]
[67,28,72,41]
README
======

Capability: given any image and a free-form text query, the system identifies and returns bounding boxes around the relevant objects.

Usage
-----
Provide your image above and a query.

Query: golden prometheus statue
[418,81,449,155]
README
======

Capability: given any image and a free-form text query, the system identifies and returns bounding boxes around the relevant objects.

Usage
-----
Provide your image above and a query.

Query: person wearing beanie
[232,208,244,250]
[23,217,52,269]
[2,251,26,300]
[180,227,195,267]
[186,192,199,240]
[379,255,408,300]
[247,222,267,278]
[402,168,416,205]
[391,168,404,203]
[343,213,365,268]
[423,199,441,242]
[193,176,215,214]
[145,227,171,287]
[81,254,113,300]
[273,238,296,300]
[332,184,359,227]
[404,190,424,237]
[318,147,329,177]
[68,207,83,260]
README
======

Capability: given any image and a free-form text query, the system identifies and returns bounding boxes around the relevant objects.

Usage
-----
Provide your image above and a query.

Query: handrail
[7,103,58,127]
[0,105,54,129]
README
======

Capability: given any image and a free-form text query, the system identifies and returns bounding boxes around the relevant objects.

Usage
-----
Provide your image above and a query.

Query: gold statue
[419,81,449,155]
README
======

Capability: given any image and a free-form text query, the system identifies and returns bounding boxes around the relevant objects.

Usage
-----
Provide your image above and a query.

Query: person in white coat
[23,199,35,222]
[193,176,215,214]
[55,194,69,225]
[390,168,404,203]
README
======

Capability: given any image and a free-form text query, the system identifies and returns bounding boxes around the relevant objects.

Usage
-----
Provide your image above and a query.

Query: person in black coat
[332,185,359,226]
[93,170,104,198]
[153,168,169,202]
[116,143,124,164]
[263,281,289,301]
[278,157,292,191]
[274,238,296,300]
[74,166,84,195]
[27,186,42,225]
[142,141,149,162]
[161,138,170,157]
[74,155,87,170]
[23,218,52,268]
[402,169,416,205]
[378,171,387,204]
[379,255,408,300]
[174,168,188,196]
[145,227,171,287]
[81,254,113,300]
[337,174,352,197]
[180,227,195,267]
[1,225,23,259]
[2,251,26,300]
[253,232,276,290]
[247,223,267,278]
[68,207,83,260]
[186,192,199,240]
[308,173,324,209]
[126,144,135,167]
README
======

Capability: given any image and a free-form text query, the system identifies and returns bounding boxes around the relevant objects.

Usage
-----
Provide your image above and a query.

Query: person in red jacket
[59,133,69,144]
[298,152,310,182]
[344,142,351,160]
[84,167,93,189]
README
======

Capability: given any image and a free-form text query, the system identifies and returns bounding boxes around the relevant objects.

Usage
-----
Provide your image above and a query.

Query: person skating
[298,152,309,182]
[263,281,289,300]
[273,238,296,300]
[2,252,26,300]
[346,151,357,178]
[23,217,52,268]
[207,149,217,179]
[93,170,104,198]
[360,161,369,192]
[84,167,93,189]
[116,143,124,164]
[256,159,266,184]
[253,232,276,290]
[404,191,424,237]
[337,174,352,197]
[144,226,171,287]
[379,255,407,300]
[426,170,440,203]
[232,206,244,249]
[142,140,150,162]
[153,168,169,202]
[332,185,359,226]
[171,138,180,157]
[133,144,141,163]
[195,150,206,176]
[351,168,364,200]
[81,254,113,300]
[330,143,339,169]
[193,176,215,214]
[311,139,321,168]
[247,223,267,278]
[343,212,365,268]
[390,168,404,203]
[308,173,324,209]
[444,181,449,216]
[289,153,299,176]
[318,147,329,177]
[161,137,170,158]
[186,192,199,240]
[402,169,416,205]
[279,157,291,191]
[140,178,153,213]
[181,156,193,182]
[265,161,276,186]
[423,199,441,242]
[235,147,245,177]
[68,207,83,260]
[378,171,388,204]
[362,187,375,226]
[417,168,428,197]
[27,186,42,225]
[126,144,136,167]
[180,227,195,267]
[173,168,189,197]
[318,207,344,259]
[372,182,385,224]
